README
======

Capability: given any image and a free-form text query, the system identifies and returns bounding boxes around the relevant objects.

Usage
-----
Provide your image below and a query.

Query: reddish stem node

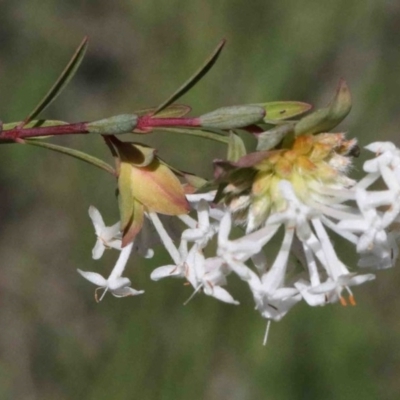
[136,116,201,131]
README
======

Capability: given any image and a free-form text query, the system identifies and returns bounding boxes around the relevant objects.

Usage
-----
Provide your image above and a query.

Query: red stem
[0,116,202,142]
[0,122,88,141]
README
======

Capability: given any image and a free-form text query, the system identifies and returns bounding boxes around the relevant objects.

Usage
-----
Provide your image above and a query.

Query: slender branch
[0,115,220,142]
[0,122,88,141]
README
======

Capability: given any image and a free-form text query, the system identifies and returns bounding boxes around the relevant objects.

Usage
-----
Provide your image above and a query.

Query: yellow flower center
[247,134,357,229]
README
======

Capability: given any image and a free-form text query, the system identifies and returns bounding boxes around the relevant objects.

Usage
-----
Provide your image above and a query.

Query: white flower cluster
[78,142,400,339]
[78,206,144,301]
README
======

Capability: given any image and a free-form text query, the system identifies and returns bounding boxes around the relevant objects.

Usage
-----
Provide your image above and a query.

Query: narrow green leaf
[21,37,88,127]
[153,39,226,116]
[134,104,192,118]
[294,79,352,136]
[159,127,229,144]
[227,132,247,161]
[253,101,312,123]
[24,139,115,175]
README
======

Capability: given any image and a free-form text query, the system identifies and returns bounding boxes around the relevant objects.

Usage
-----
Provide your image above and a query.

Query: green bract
[294,79,351,136]
[199,105,265,129]
[86,115,138,135]
[109,138,189,246]
[256,101,312,123]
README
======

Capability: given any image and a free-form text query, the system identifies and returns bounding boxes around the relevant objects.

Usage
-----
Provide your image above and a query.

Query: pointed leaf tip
[20,37,89,128]
[294,79,352,136]
[258,101,312,123]
[332,78,351,115]
[227,132,247,162]
[153,39,226,116]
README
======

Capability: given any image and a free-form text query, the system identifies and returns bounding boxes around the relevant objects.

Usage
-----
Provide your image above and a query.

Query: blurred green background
[1,1,400,399]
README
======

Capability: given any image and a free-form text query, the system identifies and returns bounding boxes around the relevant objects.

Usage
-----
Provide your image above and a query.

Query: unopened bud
[294,79,351,136]
[87,114,138,135]
[199,105,265,129]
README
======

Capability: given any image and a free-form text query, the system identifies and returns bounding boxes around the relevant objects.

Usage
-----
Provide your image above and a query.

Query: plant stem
[0,116,203,142]
[0,122,88,141]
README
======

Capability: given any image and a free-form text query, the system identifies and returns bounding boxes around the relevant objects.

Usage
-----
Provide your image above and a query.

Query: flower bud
[199,105,265,129]
[294,79,351,136]
[86,114,138,135]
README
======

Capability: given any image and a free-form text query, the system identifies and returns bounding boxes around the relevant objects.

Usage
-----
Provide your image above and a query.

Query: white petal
[77,269,107,286]
[182,228,205,241]
[197,200,210,228]
[112,287,145,297]
[363,159,380,173]
[270,287,299,300]
[185,247,201,288]
[108,243,133,280]
[337,219,369,232]
[150,265,183,281]
[88,206,105,235]
[225,258,253,281]
[92,240,106,260]
[108,277,131,291]
[344,273,375,286]
[261,228,294,292]
[218,212,232,245]
[107,239,123,251]
[364,142,396,153]
[295,281,326,306]
[102,222,122,242]
[309,280,337,294]
[205,286,239,305]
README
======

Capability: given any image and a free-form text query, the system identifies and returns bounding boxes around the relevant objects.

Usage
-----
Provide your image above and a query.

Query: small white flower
[246,268,302,321]
[150,239,188,281]
[217,211,273,270]
[151,236,238,305]
[78,243,144,301]
[185,245,239,305]
[89,206,122,259]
